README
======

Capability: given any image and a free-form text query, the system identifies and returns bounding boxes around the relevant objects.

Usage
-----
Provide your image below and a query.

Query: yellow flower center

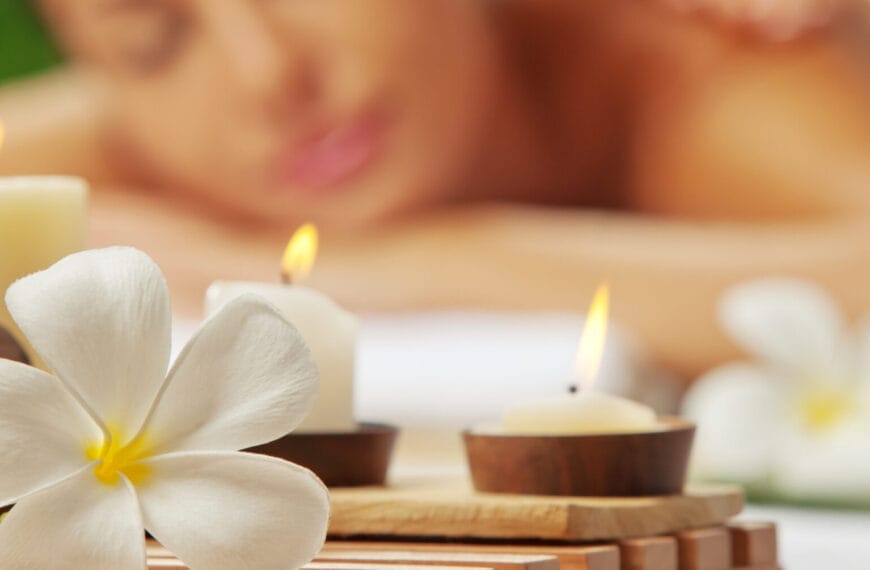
[799,388,853,432]
[85,425,153,486]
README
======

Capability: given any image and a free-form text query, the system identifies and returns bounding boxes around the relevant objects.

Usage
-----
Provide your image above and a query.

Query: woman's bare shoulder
[0,67,120,183]
[624,4,870,220]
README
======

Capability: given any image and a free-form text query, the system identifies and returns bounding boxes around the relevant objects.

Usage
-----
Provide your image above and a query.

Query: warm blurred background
[1,0,869,567]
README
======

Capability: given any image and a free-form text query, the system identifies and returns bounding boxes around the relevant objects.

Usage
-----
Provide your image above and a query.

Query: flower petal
[0,464,146,570]
[719,278,844,373]
[0,360,101,506]
[142,295,317,455]
[5,247,171,441]
[774,420,870,502]
[137,451,329,570]
[683,363,787,484]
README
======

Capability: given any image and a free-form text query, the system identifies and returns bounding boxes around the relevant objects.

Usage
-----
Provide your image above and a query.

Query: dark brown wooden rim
[462,416,695,496]
[247,423,399,487]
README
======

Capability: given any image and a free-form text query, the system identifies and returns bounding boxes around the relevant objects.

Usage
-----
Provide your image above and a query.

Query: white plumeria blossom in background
[683,278,870,503]
[0,247,330,569]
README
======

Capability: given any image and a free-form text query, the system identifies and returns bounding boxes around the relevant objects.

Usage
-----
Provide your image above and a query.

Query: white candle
[501,284,660,435]
[205,225,357,432]
[502,391,658,434]
[0,176,87,365]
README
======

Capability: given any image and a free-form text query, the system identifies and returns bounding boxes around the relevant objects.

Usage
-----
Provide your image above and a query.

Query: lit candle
[206,224,357,433]
[0,122,88,365]
[502,284,660,434]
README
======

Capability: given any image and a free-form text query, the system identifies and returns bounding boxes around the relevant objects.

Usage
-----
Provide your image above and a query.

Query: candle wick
[280,271,293,285]
[568,384,579,395]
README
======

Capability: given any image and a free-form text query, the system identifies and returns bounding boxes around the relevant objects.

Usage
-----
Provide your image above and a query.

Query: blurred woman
[0,0,868,375]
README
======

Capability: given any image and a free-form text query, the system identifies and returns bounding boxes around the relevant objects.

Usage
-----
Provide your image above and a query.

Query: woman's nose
[203,0,319,112]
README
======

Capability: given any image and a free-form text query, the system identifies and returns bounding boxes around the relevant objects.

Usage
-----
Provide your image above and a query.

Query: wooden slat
[329,484,743,541]
[146,540,174,559]
[147,539,616,570]
[147,559,187,569]
[676,527,731,570]
[302,562,494,570]
[147,555,501,570]
[324,541,619,570]
[727,522,777,567]
[618,536,677,570]
[316,550,558,570]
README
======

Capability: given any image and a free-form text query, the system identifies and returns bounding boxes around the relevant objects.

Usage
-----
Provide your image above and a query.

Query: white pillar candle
[205,225,357,433]
[0,176,87,365]
[501,284,660,435]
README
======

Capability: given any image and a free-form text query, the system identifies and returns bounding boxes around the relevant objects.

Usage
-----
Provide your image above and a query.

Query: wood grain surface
[328,483,744,541]
[320,542,619,570]
[315,550,558,570]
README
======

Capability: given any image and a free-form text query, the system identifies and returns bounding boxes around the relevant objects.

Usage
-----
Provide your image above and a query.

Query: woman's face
[51,0,504,228]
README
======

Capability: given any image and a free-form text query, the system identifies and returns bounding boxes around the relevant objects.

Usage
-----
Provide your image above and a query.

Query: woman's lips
[274,111,388,193]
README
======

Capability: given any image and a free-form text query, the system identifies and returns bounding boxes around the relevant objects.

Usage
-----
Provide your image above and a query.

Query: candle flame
[281,223,319,283]
[574,283,609,391]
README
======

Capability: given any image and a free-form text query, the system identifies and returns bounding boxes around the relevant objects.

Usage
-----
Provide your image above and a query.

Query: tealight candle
[206,224,357,433]
[501,284,660,435]
[0,176,87,365]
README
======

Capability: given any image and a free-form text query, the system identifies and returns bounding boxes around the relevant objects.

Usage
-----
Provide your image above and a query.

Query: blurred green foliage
[0,0,64,82]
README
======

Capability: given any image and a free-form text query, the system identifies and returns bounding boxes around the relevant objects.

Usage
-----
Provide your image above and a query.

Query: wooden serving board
[328,483,743,542]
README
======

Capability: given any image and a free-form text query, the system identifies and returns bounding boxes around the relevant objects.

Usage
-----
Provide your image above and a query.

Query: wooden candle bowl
[463,417,694,497]
[247,423,398,487]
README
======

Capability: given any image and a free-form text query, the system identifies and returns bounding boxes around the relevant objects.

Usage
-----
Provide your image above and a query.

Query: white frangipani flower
[683,278,870,502]
[0,247,329,569]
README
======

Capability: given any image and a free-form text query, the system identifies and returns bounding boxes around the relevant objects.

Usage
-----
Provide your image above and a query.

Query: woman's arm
[87,185,870,380]
[628,26,870,221]
[301,206,870,379]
